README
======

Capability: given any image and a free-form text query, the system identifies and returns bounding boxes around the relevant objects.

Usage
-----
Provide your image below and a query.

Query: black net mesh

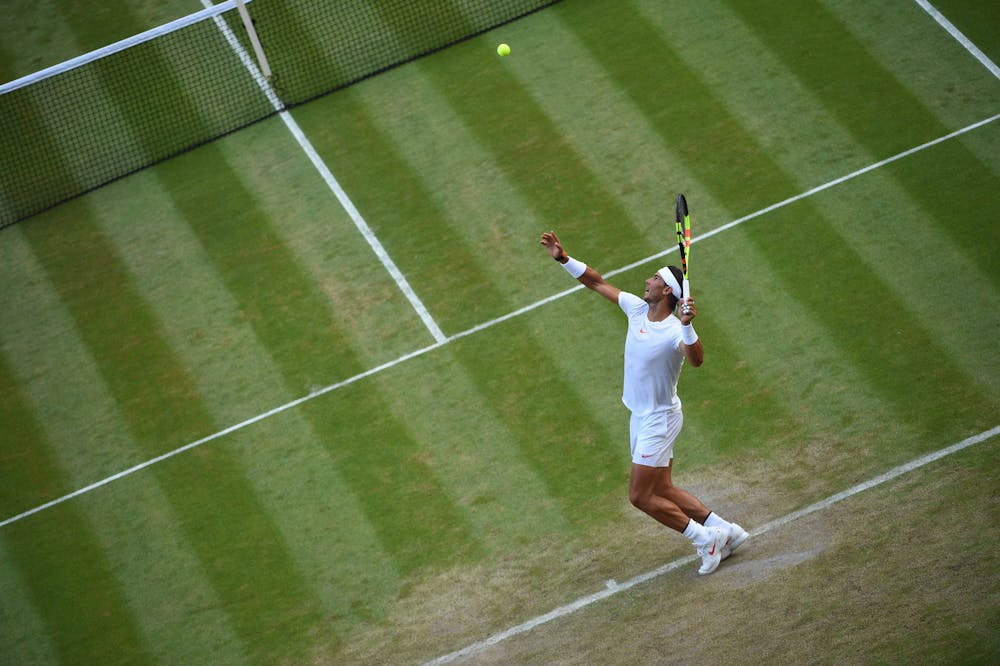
[0,0,559,228]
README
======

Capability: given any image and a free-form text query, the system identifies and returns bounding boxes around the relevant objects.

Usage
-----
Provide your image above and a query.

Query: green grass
[931,0,1000,66]
[472,438,1000,665]
[1,0,998,663]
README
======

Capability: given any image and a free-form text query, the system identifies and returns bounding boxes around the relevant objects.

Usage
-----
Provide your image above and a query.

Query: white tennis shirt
[618,291,686,416]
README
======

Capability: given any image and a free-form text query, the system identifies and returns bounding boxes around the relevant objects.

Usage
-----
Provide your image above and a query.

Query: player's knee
[629,487,649,511]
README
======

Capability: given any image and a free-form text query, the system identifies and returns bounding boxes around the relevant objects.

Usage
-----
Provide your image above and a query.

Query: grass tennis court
[1,0,998,663]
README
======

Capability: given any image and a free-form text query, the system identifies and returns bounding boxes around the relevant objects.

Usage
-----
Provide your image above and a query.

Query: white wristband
[562,256,587,279]
[681,323,698,345]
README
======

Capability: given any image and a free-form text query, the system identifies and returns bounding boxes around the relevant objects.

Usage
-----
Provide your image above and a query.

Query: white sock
[704,512,731,532]
[682,519,709,545]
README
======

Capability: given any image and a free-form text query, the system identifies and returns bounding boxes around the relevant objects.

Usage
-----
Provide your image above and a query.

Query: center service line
[1,115,996,530]
[424,425,1000,665]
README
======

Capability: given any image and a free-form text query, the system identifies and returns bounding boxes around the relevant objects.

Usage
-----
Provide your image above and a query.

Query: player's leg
[628,411,726,574]
[628,411,687,528]
[654,464,710,524]
[628,463,689,531]
[656,465,748,560]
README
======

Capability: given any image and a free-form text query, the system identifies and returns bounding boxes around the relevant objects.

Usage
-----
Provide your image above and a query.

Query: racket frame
[674,194,691,314]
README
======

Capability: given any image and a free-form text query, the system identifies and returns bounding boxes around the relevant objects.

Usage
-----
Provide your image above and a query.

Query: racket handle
[681,280,691,314]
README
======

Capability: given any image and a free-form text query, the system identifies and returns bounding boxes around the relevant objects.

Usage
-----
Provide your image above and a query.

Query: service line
[1,112,996,529]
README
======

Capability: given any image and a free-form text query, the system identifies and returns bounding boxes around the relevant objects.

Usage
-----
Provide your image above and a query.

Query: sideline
[202,0,447,344]
[914,0,1000,80]
[0,115,997,530]
[424,425,1000,664]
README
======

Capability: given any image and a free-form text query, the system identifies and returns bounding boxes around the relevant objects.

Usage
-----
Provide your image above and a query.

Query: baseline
[424,425,1000,664]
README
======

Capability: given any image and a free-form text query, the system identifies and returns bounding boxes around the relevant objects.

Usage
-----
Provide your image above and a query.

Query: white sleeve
[618,291,645,316]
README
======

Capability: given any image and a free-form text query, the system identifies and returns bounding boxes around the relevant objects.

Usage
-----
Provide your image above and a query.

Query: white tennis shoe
[696,526,727,575]
[721,522,749,560]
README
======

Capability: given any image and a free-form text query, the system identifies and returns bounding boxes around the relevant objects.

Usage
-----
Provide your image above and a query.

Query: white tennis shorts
[629,409,683,467]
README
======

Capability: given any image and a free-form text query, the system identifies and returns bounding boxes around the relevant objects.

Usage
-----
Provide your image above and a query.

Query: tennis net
[0,0,559,228]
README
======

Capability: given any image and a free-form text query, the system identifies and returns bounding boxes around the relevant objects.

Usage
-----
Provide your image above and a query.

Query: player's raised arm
[677,296,704,367]
[540,231,620,304]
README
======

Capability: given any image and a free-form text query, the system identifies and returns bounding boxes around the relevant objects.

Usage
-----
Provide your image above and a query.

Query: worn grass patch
[410,437,999,665]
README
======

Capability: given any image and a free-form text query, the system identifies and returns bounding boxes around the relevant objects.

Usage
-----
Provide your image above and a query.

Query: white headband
[657,266,683,300]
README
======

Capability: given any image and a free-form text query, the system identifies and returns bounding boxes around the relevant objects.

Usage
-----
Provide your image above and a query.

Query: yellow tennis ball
[497,43,510,57]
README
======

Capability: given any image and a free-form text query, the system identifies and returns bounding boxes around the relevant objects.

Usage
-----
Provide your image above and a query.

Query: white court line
[0,0,249,94]
[202,0,447,345]
[450,111,1000,340]
[914,0,1000,80]
[1,113,997,530]
[424,425,1000,665]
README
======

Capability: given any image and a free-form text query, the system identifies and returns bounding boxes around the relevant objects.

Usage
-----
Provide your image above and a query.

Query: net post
[234,0,272,79]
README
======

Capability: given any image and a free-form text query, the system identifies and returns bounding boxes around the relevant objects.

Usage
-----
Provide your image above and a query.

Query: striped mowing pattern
[1,0,997,662]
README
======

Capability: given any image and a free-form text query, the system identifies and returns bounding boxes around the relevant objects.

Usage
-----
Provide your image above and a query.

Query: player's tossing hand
[678,297,696,325]
[540,231,567,262]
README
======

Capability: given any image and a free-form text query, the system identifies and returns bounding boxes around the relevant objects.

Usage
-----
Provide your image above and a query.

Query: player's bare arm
[678,297,704,367]
[540,231,621,304]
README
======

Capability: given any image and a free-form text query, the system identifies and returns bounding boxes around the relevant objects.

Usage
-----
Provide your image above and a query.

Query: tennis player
[540,230,748,575]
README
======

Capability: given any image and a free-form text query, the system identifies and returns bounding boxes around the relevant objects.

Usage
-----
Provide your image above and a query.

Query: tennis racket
[674,194,691,314]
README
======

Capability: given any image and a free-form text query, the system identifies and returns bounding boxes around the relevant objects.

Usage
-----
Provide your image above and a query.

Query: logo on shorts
[641,453,655,459]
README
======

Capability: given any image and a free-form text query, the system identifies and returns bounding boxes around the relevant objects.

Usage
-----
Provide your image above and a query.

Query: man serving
[540,230,748,575]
